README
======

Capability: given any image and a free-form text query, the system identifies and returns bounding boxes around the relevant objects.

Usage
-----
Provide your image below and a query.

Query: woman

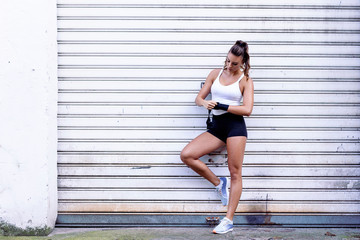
[180,40,254,234]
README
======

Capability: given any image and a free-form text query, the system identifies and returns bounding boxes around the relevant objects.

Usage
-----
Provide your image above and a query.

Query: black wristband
[213,102,229,111]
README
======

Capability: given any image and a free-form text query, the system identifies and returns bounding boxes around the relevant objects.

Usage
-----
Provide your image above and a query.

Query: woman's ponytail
[228,40,251,80]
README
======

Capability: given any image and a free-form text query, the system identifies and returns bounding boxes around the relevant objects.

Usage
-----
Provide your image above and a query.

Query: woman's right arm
[195,69,220,110]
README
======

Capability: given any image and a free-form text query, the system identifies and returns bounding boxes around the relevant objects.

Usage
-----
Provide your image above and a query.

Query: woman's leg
[180,132,226,186]
[225,136,247,220]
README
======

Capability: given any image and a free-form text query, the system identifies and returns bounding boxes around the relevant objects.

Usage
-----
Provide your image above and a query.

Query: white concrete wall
[0,0,58,231]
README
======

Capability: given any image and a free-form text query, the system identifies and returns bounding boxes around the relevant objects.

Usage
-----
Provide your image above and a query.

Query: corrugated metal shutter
[57,0,360,226]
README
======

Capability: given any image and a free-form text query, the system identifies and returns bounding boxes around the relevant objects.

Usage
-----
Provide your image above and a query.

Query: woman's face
[225,52,243,73]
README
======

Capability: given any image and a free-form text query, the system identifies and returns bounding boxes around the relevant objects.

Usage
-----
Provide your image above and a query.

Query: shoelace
[215,186,224,197]
[219,218,232,227]
[216,184,227,197]
[215,180,223,192]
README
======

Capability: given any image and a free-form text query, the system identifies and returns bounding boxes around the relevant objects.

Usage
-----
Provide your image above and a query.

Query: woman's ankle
[213,178,221,187]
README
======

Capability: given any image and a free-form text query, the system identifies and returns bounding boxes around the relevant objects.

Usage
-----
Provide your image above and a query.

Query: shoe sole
[221,177,230,206]
[213,228,233,234]
[225,177,230,205]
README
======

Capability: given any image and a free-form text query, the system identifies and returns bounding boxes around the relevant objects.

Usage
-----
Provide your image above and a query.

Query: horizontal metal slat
[58,80,360,92]
[57,140,360,153]
[58,105,360,116]
[56,0,360,7]
[57,32,360,43]
[58,0,359,8]
[58,177,360,189]
[57,20,360,31]
[57,116,360,128]
[58,92,360,104]
[58,56,360,68]
[58,53,360,59]
[58,201,360,214]
[57,153,360,165]
[57,40,360,45]
[57,165,360,177]
[58,189,360,201]
[58,68,360,79]
[57,43,360,55]
[58,129,360,141]
[57,7,360,18]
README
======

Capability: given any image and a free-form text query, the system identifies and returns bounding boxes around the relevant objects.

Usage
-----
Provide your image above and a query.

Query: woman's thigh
[181,132,225,160]
[226,136,247,173]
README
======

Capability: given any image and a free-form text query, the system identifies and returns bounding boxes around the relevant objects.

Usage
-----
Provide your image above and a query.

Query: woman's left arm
[227,77,254,116]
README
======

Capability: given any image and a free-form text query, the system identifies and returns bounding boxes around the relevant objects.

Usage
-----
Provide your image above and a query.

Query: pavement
[0,227,360,239]
[48,227,360,240]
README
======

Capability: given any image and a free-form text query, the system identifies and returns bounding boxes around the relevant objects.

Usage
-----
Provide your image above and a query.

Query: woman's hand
[202,100,217,110]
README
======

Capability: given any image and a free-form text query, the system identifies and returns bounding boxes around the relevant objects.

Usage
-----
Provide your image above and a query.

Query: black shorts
[207,113,247,142]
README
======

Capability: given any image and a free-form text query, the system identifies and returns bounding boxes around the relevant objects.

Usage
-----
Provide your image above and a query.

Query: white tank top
[211,69,244,115]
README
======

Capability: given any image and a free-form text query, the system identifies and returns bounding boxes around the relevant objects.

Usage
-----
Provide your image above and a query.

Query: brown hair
[225,40,251,80]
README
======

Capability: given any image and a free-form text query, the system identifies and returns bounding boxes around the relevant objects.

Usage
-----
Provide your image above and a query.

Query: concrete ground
[1,227,360,240]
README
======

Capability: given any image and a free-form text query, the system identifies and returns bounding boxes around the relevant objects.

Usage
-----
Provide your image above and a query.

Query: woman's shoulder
[205,68,222,84]
[240,75,253,87]
[208,68,222,79]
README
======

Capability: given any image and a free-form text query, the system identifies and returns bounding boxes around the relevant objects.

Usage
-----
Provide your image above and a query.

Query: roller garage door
[56,0,360,227]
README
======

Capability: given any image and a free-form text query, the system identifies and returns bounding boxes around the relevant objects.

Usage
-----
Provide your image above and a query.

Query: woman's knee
[229,167,242,181]
[180,148,192,164]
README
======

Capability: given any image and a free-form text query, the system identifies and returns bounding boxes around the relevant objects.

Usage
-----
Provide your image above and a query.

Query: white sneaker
[212,217,234,234]
[215,177,230,206]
